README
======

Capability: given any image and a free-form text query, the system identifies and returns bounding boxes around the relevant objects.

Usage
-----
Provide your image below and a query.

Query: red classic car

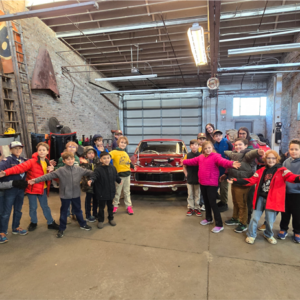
[130,139,188,192]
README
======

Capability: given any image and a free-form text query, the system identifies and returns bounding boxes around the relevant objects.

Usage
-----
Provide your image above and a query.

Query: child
[112,130,123,150]
[0,142,59,232]
[183,139,202,217]
[0,179,28,244]
[29,152,93,238]
[80,146,101,222]
[92,134,108,158]
[197,133,206,153]
[223,138,264,233]
[213,130,233,212]
[228,150,300,245]
[0,141,28,242]
[278,139,300,243]
[56,141,80,168]
[88,152,122,229]
[56,141,80,223]
[183,141,241,233]
[110,136,134,215]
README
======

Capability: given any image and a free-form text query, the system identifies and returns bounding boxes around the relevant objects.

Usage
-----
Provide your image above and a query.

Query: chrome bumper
[130,183,186,188]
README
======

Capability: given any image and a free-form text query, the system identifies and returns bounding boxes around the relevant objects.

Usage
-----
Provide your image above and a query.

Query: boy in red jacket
[0,142,59,232]
[228,150,300,245]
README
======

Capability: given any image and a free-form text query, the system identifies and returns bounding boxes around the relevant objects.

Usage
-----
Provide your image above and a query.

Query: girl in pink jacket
[183,141,241,233]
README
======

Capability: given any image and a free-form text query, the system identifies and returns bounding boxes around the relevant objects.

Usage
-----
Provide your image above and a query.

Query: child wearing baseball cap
[0,141,28,242]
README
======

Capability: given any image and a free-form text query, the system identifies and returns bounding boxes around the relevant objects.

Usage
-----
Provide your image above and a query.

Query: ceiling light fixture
[95,74,158,82]
[188,23,207,66]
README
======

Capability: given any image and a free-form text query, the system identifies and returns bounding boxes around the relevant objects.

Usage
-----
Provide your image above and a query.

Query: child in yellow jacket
[110,136,134,215]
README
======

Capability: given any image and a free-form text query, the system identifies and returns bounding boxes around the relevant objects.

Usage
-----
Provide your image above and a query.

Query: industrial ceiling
[28,0,300,91]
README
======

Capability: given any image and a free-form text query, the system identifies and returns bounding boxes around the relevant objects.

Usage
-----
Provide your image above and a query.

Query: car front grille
[135,172,185,182]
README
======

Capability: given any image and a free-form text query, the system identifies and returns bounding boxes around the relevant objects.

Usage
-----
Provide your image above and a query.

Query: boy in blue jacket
[213,130,233,212]
[278,139,300,243]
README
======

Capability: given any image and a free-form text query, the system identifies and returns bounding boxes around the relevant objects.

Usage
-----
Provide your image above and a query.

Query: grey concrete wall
[266,33,300,153]
[202,83,267,136]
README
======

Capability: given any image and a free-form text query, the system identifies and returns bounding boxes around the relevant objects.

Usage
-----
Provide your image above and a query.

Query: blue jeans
[60,197,86,231]
[247,196,277,238]
[1,187,24,233]
[27,189,54,225]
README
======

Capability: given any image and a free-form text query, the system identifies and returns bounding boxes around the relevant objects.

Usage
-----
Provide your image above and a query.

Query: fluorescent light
[187,23,207,66]
[95,74,158,82]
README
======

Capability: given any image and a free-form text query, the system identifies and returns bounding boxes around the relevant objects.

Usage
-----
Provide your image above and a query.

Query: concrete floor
[0,190,299,300]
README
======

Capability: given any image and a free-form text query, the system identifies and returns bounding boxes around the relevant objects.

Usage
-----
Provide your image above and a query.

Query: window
[233,97,266,116]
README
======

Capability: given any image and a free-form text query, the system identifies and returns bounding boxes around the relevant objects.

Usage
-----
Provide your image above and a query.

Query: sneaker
[277,230,288,240]
[48,221,59,230]
[56,230,64,238]
[186,208,193,216]
[200,205,205,211]
[127,206,134,215]
[12,227,28,235]
[67,216,72,224]
[109,220,116,226]
[86,216,96,223]
[0,233,8,244]
[218,203,228,212]
[234,224,247,233]
[293,234,300,243]
[211,226,224,233]
[97,222,104,229]
[258,224,266,231]
[263,235,277,245]
[28,222,37,231]
[194,209,202,217]
[80,224,92,231]
[225,218,240,226]
[245,237,255,244]
[200,219,214,226]
[113,207,118,214]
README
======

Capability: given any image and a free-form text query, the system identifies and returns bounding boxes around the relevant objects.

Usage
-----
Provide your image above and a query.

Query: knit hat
[83,146,97,157]
[92,134,103,144]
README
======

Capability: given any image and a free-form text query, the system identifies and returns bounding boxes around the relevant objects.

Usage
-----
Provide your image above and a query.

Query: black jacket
[90,164,121,201]
[186,151,201,185]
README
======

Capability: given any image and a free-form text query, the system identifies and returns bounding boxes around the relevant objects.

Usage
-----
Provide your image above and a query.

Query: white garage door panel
[123,92,202,154]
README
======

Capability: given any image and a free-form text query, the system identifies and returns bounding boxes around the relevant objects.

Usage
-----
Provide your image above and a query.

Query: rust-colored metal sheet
[31,46,59,97]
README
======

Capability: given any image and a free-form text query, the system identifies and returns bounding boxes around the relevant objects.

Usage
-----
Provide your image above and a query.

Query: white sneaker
[264,235,277,245]
[200,205,205,211]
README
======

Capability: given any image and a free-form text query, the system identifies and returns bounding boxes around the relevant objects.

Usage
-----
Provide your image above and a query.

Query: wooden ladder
[6,20,37,156]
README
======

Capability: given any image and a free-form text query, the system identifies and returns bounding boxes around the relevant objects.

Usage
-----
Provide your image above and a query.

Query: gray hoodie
[283,157,300,194]
[34,165,93,199]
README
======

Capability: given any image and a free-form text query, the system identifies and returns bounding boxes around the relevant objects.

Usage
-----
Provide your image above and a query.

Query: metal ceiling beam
[228,43,300,57]
[99,87,209,95]
[218,62,300,72]
[56,3,300,38]
[0,1,98,22]
[209,0,221,77]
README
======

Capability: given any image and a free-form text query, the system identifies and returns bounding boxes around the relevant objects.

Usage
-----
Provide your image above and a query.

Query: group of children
[1,127,300,245]
[183,126,300,244]
[0,133,133,242]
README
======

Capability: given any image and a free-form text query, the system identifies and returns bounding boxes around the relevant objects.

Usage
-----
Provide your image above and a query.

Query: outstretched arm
[2,159,33,177]
[228,172,260,186]
[183,155,200,167]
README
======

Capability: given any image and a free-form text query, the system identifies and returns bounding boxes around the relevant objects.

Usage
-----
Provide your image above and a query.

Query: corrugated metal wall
[123,92,203,154]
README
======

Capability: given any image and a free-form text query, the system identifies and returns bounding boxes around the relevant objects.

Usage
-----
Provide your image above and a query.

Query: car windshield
[138,141,187,154]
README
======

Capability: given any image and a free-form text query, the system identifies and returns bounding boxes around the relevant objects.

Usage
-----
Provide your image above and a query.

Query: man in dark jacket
[89,152,121,229]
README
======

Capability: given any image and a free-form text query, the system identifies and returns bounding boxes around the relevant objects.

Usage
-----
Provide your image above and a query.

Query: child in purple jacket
[183,141,241,233]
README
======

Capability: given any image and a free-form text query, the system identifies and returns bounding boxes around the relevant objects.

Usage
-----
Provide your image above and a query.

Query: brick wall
[2,0,119,141]
[266,33,300,153]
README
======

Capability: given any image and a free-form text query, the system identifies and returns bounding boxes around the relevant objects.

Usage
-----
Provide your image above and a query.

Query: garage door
[123,92,203,154]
